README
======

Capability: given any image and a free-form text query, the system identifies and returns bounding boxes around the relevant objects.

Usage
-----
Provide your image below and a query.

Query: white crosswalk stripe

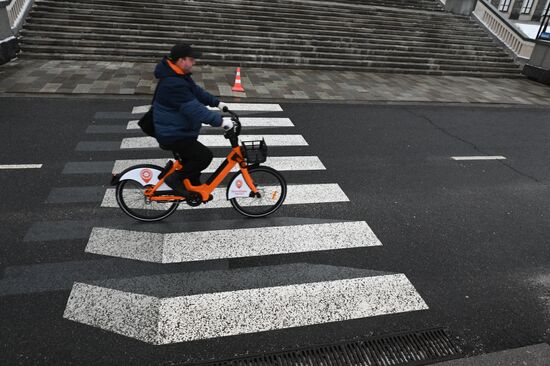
[131,105,151,114]
[451,156,506,161]
[112,156,325,174]
[127,117,294,129]
[0,164,43,169]
[86,222,382,263]
[132,103,282,114]
[207,103,283,112]
[64,274,428,344]
[101,183,350,209]
[121,135,308,149]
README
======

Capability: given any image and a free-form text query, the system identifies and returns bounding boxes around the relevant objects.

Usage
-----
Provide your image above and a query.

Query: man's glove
[218,102,229,112]
[221,119,233,130]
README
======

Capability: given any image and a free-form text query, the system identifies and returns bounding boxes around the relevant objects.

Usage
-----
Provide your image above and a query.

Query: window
[521,0,534,14]
[498,0,512,12]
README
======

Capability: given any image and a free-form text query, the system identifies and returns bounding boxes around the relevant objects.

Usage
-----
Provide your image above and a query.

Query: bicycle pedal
[185,192,203,207]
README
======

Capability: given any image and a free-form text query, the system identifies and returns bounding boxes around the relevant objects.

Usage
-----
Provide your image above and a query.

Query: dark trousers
[168,139,213,185]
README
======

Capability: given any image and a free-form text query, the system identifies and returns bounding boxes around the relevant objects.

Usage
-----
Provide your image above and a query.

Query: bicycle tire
[116,179,179,222]
[228,166,287,218]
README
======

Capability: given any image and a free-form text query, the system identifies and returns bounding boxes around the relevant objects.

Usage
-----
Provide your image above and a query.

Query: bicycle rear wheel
[116,180,179,222]
[229,166,287,218]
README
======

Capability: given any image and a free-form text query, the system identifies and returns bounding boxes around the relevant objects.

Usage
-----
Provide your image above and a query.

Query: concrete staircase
[17,0,522,77]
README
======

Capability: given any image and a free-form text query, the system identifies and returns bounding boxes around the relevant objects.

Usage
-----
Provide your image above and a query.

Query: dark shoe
[165,174,191,198]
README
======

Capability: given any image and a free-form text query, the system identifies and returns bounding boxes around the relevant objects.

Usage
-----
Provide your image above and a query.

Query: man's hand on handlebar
[219,106,242,139]
[221,119,233,130]
[218,101,229,112]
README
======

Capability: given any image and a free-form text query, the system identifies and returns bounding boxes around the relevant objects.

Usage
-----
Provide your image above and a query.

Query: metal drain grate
[198,328,462,366]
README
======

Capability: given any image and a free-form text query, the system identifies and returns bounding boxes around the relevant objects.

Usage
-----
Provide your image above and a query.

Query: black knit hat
[169,43,202,61]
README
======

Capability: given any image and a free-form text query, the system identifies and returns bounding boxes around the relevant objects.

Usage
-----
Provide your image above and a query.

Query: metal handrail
[537,5,550,40]
[4,0,33,31]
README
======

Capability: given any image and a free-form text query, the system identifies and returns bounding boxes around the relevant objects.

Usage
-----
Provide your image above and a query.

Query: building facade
[490,0,550,21]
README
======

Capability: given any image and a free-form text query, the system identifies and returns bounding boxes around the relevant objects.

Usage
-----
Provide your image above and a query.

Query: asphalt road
[1,96,549,365]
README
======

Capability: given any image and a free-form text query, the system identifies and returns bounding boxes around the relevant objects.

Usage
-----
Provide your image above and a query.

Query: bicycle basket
[241,139,268,165]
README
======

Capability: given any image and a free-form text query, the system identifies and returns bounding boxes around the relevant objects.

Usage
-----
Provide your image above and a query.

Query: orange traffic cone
[232,67,245,92]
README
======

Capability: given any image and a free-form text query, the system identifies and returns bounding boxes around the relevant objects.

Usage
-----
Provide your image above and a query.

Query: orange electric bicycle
[111,109,287,222]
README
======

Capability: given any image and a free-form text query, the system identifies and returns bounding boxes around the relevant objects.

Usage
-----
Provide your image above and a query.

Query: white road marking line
[127,120,140,129]
[209,103,282,111]
[64,274,428,344]
[132,104,282,114]
[450,156,506,161]
[127,117,294,130]
[112,156,325,174]
[121,135,308,149]
[0,164,43,169]
[101,183,349,210]
[208,103,283,112]
[131,105,151,114]
[86,221,382,263]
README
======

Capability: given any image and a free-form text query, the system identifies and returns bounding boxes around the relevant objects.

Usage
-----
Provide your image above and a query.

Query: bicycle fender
[115,165,171,190]
[227,172,252,199]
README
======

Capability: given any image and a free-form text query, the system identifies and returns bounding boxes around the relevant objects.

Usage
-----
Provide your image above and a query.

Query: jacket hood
[154,57,189,79]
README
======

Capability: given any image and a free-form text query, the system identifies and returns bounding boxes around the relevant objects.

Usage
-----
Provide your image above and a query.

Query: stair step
[22,23,506,56]
[36,0,446,19]
[33,0,473,32]
[19,36,516,65]
[329,0,444,11]
[19,28,511,59]
[18,44,521,72]
[28,5,490,39]
[18,51,522,78]
[26,13,498,48]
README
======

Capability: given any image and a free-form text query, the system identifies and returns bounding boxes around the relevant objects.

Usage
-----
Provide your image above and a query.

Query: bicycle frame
[145,145,259,202]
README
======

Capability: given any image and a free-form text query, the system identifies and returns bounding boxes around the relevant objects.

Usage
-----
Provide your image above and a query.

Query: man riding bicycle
[153,43,232,197]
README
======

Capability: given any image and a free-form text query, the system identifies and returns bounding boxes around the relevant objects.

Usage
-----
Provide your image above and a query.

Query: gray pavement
[1,96,550,365]
[1,58,550,104]
[434,343,550,366]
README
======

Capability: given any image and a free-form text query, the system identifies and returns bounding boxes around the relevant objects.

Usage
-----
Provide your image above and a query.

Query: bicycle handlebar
[222,108,242,146]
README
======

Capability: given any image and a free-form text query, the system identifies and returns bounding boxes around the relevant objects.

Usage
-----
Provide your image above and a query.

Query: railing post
[0,1,19,65]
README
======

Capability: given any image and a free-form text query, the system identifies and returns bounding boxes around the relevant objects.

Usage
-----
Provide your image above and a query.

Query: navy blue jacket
[153,57,222,145]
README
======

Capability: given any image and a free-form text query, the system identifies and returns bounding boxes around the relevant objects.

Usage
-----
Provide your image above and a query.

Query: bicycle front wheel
[229,166,287,218]
[116,179,179,222]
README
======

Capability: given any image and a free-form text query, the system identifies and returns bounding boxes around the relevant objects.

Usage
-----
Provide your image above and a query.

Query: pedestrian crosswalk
[56,102,428,346]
